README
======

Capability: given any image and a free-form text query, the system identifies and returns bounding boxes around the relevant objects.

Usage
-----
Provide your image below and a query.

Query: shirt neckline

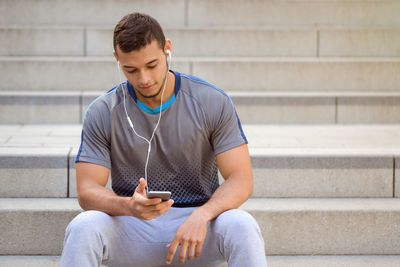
[126,70,181,114]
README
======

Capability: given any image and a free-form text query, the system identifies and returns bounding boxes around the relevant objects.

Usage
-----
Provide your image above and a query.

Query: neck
[136,71,175,109]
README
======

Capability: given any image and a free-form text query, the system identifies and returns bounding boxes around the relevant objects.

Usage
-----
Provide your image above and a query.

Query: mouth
[140,84,155,91]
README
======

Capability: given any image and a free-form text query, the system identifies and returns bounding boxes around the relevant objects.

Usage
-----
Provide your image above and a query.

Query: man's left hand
[166,209,209,264]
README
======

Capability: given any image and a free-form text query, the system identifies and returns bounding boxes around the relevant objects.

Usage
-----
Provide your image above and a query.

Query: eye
[127,69,137,74]
[148,65,157,69]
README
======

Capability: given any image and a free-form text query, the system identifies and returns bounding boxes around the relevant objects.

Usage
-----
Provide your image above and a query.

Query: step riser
[188,0,400,27]
[1,199,400,255]
[1,149,397,198]
[0,27,84,57]
[1,256,400,267]
[3,27,400,57]
[0,209,80,255]
[251,156,394,198]
[0,59,190,91]
[396,157,400,197]
[1,0,399,26]
[193,60,400,92]
[248,209,400,255]
[0,0,185,26]
[1,59,400,92]
[320,29,400,57]
[0,149,70,197]
[69,154,394,198]
[0,169,67,197]
[2,93,400,124]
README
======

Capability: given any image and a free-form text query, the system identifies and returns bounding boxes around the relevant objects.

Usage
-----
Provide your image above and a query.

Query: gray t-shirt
[76,71,247,207]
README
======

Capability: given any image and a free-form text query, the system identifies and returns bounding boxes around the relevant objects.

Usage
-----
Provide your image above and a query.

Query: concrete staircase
[1,0,400,266]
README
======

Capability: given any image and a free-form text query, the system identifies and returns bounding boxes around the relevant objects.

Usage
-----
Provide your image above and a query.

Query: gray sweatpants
[60,207,267,267]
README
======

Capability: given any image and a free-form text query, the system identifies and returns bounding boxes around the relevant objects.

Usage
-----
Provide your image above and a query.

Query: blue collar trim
[137,93,176,114]
[126,70,181,102]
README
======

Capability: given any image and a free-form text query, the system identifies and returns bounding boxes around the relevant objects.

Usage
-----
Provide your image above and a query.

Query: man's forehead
[116,44,163,67]
[116,40,163,56]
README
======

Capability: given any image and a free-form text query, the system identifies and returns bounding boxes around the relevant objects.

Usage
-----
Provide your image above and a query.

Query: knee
[214,209,262,237]
[66,210,112,237]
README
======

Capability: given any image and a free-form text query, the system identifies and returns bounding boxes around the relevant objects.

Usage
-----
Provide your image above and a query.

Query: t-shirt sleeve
[75,108,111,169]
[210,95,248,155]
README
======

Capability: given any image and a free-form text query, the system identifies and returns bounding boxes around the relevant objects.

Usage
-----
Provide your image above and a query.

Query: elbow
[246,171,254,199]
[77,189,90,211]
[247,177,254,199]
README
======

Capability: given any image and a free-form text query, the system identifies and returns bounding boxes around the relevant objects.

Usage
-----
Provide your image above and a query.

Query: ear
[164,39,172,55]
[113,50,119,63]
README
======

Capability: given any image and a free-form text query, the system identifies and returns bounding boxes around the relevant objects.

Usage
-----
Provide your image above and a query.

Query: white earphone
[165,49,171,66]
[116,49,171,193]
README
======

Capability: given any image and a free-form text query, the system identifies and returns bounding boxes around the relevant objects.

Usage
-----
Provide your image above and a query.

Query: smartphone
[147,191,171,201]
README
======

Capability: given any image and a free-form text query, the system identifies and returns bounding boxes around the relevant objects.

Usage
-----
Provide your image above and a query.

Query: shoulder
[178,72,231,104]
[84,83,122,122]
[177,72,236,129]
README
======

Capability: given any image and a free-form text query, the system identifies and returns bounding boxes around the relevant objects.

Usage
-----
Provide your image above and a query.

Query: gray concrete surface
[320,28,400,57]
[1,125,399,198]
[86,26,317,57]
[0,198,81,255]
[243,198,400,255]
[1,198,400,255]
[3,26,399,58]
[0,57,191,91]
[0,0,185,26]
[0,91,81,124]
[5,91,400,125]
[1,57,400,92]
[2,255,400,267]
[191,57,400,92]
[0,147,70,197]
[338,96,400,124]
[396,156,399,198]
[0,26,84,56]
[187,0,400,26]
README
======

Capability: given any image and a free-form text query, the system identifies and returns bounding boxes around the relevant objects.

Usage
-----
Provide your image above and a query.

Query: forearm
[194,171,253,222]
[78,181,130,216]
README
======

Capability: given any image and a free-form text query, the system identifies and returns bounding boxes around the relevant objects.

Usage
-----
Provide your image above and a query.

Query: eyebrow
[123,59,158,69]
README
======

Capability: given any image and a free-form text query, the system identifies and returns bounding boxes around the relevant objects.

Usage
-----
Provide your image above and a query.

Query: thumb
[135,178,147,196]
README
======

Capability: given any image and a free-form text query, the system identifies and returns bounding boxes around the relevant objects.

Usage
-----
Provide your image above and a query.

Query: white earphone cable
[117,54,170,193]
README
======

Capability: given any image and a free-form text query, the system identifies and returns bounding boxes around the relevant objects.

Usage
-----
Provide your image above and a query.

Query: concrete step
[1,57,400,92]
[1,0,399,26]
[1,255,400,267]
[1,125,400,198]
[1,198,400,255]
[2,26,400,57]
[3,91,400,124]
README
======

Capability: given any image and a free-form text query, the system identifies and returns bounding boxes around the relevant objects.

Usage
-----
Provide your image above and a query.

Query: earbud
[165,49,171,66]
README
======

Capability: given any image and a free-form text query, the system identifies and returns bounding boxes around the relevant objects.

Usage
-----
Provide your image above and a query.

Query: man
[60,13,267,267]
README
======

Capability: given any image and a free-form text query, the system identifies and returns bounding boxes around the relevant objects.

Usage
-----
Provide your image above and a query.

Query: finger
[134,178,147,196]
[166,240,179,264]
[150,199,174,210]
[140,199,173,215]
[195,242,204,258]
[178,241,189,264]
[142,197,164,206]
[187,243,196,261]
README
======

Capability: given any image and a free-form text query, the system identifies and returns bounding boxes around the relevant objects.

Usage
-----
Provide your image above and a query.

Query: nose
[137,69,151,85]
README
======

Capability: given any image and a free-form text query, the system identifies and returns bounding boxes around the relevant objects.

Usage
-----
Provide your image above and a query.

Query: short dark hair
[113,13,166,54]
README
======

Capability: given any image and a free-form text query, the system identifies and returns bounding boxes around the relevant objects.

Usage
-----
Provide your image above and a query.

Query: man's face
[115,40,168,99]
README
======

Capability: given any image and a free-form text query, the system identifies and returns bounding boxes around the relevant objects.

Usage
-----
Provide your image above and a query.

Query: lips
[140,84,154,91]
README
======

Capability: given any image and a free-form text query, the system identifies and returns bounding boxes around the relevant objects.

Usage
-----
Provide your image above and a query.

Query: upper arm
[76,162,110,196]
[216,143,253,182]
[208,93,248,156]
[76,102,111,169]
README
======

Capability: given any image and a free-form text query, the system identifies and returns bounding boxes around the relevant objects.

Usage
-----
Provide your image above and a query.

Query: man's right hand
[127,178,174,220]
